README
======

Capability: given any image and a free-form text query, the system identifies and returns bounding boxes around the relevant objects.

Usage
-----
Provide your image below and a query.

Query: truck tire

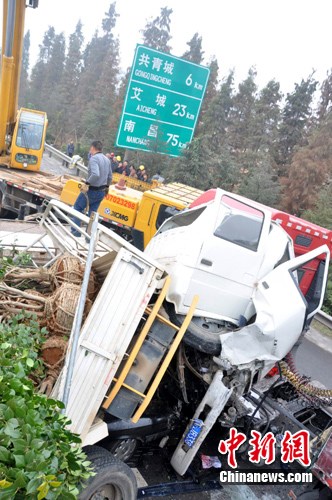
[106,438,139,462]
[165,303,226,355]
[79,446,137,500]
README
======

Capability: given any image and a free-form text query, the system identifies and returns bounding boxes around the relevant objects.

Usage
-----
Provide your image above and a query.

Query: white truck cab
[146,188,293,327]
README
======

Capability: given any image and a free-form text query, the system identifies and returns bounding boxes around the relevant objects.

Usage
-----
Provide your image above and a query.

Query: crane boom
[0,0,47,171]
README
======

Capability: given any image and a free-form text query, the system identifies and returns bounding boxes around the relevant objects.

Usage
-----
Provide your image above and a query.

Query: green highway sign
[116,45,210,157]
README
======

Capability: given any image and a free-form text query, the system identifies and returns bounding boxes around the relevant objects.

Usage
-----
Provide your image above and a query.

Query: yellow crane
[0,0,47,171]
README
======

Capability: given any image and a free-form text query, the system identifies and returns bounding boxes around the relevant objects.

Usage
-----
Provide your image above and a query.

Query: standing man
[66,140,75,158]
[71,140,112,236]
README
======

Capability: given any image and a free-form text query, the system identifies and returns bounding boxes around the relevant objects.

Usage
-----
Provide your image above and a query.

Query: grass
[311,318,332,339]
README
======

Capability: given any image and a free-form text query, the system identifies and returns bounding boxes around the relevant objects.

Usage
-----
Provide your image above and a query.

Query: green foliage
[302,183,332,228]
[182,33,204,64]
[18,31,30,107]
[237,153,280,206]
[0,251,32,280]
[0,313,92,499]
[276,74,318,173]
[141,7,173,52]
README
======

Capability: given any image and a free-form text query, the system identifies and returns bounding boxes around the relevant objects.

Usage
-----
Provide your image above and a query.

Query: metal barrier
[315,310,332,329]
[44,143,88,177]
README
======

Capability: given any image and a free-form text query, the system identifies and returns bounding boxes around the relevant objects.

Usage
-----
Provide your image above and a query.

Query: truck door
[184,194,272,323]
[220,245,330,367]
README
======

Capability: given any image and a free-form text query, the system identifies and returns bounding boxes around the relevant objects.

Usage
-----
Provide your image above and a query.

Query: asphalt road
[295,336,332,388]
[40,151,72,175]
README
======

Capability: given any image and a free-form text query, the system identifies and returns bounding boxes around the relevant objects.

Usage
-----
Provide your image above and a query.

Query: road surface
[296,336,332,388]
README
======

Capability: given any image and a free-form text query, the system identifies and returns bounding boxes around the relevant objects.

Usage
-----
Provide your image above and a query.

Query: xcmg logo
[104,208,129,222]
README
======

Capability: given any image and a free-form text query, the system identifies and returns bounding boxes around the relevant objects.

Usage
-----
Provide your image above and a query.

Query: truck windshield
[158,206,206,233]
[214,196,264,251]
[16,111,45,151]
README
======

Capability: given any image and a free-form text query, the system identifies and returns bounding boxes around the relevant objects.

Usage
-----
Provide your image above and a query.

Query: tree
[59,21,84,140]
[42,33,66,139]
[237,153,280,206]
[303,184,332,229]
[251,79,282,154]
[75,2,120,145]
[196,56,219,134]
[141,7,173,52]
[276,74,318,173]
[203,70,234,145]
[227,67,258,155]
[182,33,204,64]
[18,30,30,106]
[167,135,215,189]
[29,26,56,110]
[318,70,332,121]
[281,113,332,214]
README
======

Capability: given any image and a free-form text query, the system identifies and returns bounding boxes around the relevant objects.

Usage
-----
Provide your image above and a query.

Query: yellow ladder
[102,276,199,423]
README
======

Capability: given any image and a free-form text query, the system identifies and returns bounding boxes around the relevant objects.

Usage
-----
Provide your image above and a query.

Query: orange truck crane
[0,0,48,171]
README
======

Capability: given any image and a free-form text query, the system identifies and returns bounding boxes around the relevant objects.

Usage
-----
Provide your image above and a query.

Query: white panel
[54,248,164,440]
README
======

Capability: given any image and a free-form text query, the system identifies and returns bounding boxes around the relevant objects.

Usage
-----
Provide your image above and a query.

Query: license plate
[184,419,204,448]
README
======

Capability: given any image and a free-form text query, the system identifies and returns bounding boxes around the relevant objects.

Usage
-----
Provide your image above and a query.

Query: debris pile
[0,254,98,394]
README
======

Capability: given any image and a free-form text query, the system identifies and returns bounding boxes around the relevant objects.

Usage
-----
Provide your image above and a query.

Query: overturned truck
[1,189,332,498]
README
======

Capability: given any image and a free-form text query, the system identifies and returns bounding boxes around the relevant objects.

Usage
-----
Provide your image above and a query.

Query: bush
[0,313,92,499]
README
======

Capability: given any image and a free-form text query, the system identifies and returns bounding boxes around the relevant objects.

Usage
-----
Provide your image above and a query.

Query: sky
[12,0,332,94]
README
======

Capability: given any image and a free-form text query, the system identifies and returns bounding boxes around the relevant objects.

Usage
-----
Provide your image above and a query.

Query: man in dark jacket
[71,140,112,236]
[66,140,75,158]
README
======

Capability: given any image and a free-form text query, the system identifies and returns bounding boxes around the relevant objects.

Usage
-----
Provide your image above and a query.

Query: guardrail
[315,310,332,329]
[44,143,88,177]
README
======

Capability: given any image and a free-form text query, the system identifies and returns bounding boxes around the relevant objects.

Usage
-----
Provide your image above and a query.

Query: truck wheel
[165,303,228,355]
[106,438,139,462]
[79,446,137,500]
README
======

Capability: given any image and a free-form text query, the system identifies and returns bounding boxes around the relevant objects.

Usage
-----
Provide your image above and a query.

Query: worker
[66,140,75,158]
[71,140,112,237]
[151,171,165,183]
[108,153,118,172]
[122,161,130,176]
[129,165,137,178]
[137,165,146,181]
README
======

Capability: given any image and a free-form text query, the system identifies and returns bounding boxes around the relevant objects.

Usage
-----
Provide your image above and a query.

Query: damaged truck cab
[146,188,324,357]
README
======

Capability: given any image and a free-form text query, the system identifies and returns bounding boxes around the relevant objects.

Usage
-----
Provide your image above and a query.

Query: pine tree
[182,33,204,64]
[18,30,30,106]
[75,2,120,145]
[108,67,130,151]
[276,74,318,174]
[196,56,219,133]
[227,67,258,155]
[59,21,84,139]
[43,33,66,140]
[252,79,282,154]
[237,153,280,206]
[318,70,332,121]
[29,26,56,110]
[204,71,234,145]
[141,7,173,52]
